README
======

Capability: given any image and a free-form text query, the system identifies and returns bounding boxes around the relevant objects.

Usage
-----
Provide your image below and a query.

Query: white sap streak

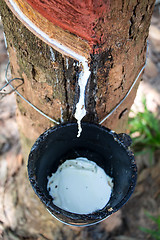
[66,57,69,69]
[60,107,64,123]
[74,60,90,137]
[50,47,56,62]
[3,32,10,57]
[9,0,91,136]
[3,32,7,49]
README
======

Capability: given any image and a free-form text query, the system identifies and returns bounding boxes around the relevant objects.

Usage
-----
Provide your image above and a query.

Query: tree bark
[0,0,155,239]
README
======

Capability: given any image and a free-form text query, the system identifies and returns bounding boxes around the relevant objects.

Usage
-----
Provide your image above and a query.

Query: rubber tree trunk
[0,0,155,239]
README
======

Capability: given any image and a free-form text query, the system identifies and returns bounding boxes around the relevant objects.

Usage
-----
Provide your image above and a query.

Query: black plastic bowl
[28,122,137,226]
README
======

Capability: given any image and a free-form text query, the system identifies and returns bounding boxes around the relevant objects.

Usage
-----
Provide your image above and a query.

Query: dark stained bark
[0,0,155,239]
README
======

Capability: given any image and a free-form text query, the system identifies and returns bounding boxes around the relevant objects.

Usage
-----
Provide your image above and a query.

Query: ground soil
[0,3,160,240]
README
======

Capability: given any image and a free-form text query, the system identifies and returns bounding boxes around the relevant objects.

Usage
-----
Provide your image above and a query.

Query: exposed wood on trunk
[0,0,155,239]
[5,0,91,58]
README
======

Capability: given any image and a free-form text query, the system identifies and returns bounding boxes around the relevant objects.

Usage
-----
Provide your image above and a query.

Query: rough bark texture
[0,0,155,239]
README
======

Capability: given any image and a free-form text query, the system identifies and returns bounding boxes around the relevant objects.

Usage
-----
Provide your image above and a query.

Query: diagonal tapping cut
[7,0,91,137]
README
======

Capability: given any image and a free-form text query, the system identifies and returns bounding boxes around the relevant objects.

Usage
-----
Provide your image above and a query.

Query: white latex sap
[47,157,113,214]
[74,61,90,137]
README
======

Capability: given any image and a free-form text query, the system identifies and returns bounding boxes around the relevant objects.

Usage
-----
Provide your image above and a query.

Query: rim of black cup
[27,122,137,226]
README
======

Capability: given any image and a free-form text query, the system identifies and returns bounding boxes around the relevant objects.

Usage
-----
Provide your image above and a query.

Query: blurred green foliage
[128,97,160,158]
[140,212,160,240]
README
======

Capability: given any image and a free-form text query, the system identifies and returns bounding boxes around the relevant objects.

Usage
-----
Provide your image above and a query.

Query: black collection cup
[27,122,137,226]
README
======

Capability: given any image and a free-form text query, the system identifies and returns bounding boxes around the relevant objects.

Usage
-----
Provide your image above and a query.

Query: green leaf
[128,96,160,156]
[140,227,160,240]
[140,212,160,240]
